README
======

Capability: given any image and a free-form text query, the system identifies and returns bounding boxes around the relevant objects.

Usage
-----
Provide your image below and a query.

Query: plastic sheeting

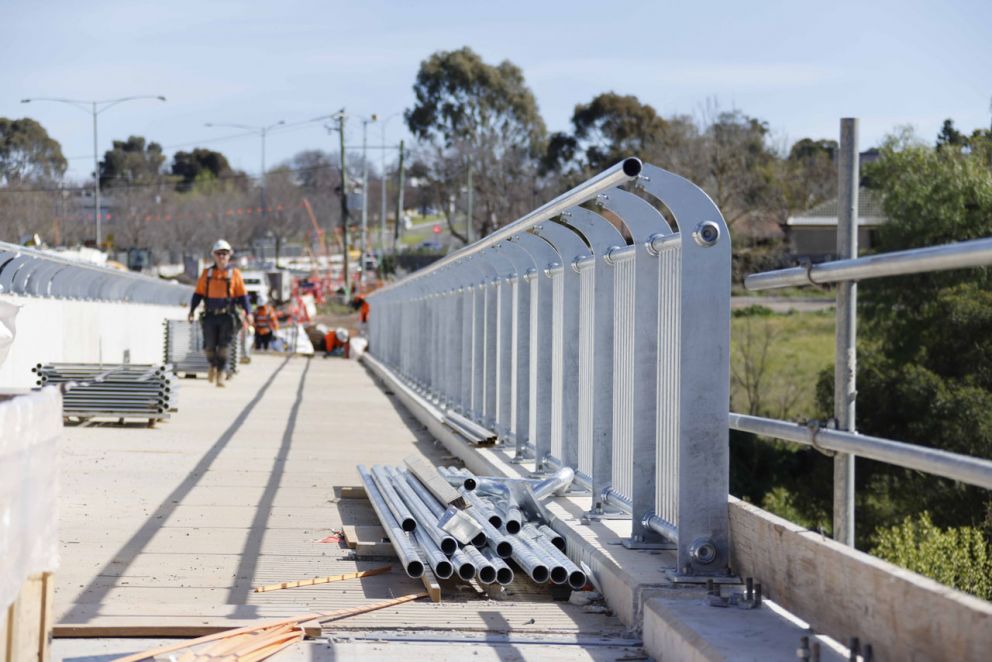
[0,300,17,368]
[0,387,61,610]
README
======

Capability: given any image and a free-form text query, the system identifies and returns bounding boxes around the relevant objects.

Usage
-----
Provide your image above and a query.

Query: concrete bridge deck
[53,355,637,661]
[48,351,992,661]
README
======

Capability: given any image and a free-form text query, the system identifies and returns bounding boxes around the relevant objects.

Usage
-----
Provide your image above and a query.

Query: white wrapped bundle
[0,387,61,610]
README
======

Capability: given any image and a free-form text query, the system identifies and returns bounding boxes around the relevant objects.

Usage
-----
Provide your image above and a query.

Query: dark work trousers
[201,312,236,369]
[254,332,274,350]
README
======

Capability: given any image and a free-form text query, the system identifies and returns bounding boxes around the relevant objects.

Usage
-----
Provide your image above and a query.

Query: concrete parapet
[730,497,992,661]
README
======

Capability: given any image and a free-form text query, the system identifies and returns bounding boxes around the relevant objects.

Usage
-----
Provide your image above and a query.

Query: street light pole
[92,103,99,243]
[360,115,377,288]
[379,113,402,256]
[21,95,166,246]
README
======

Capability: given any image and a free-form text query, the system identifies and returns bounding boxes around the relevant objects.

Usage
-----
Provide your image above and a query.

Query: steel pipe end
[505,520,522,535]
[435,560,454,580]
[496,567,514,585]
[568,571,587,591]
[530,564,550,584]
[472,531,487,547]
[549,565,568,585]
[457,561,476,581]
[405,559,425,578]
[400,516,417,532]
[622,157,642,177]
[488,514,503,529]
[440,537,458,555]
[478,565,497,585]
[494,540,513,559]
[463,477,477,491]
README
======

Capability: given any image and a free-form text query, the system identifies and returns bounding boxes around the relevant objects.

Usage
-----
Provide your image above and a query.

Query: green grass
[407,213,444,227]
[316,301,355,317]
[730,309,835,420]
[731,284,835,299]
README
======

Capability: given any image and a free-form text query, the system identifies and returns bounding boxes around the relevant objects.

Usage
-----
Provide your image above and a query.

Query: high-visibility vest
[255,306,278,334]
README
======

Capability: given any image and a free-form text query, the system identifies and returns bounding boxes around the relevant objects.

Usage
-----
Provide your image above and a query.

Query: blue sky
[2,0,990,180]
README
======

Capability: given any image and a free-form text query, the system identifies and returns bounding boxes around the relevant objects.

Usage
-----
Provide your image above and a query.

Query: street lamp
[204,120,285,213]
[359,114,377,287]
[379,112,402,255]
[21,95,166,246]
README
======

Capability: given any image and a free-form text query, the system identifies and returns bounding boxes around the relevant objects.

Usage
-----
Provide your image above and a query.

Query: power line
[0,151,403,195]
[58,116,335,162]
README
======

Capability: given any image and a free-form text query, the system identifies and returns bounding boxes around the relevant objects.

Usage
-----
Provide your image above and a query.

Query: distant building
[784,188,886,260]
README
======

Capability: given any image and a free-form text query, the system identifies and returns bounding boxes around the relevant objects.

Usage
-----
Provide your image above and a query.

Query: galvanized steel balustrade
[0,241,191,305]
[735,119,992,547]
[368,158,732,576]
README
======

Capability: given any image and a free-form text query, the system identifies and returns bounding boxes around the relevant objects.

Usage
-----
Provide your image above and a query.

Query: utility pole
[337,111,350,298]
[393,139,405,256]
[378,112,401,258]
[92,103,99,245]
[379,151,388,259]
[466,162,474,244]
[360,115,378,289]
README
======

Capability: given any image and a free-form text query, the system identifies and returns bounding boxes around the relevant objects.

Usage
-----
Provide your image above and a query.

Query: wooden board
[2,572,53,662]
[342,525,398,558]
[420,567,441,604]
[338,485,367,499]
[341,525,387,549]
[729,498,992,661]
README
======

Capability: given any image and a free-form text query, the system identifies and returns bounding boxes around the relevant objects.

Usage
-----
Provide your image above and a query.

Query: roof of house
[786,188,887,227]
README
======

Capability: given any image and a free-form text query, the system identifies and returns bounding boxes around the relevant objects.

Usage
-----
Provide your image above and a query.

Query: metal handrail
[367,158,642,298]
[0,241,191,305]
[729,414,992,490]
[366,158,733,576]
[745,237,992,290]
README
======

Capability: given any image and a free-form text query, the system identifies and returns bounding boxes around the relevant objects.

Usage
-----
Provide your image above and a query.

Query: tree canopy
[171,148,233,191]
[406,46,547,241]
[0,117,67,184]
[549,92,668,174]
[100,135,165,187]
[406,46,545,153]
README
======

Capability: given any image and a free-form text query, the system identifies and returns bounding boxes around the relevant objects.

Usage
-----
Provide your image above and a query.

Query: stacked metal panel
[163,319,239,377]
[356,462,586,593]
[33,363,177,423]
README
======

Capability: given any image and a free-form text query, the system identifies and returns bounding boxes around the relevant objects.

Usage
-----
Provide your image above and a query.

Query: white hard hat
[335,328,350,343]
[212,239,232,253]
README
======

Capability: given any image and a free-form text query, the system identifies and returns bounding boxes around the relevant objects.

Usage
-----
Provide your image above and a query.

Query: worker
[253,300,279,350]
[351,295,370,325]
[324,327,350,358]
[188,240,252,387]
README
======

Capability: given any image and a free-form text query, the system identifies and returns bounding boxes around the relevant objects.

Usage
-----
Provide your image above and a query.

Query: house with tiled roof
[784,188,886,260]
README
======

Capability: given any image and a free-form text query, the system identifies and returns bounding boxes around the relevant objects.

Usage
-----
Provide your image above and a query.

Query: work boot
[208,366,217,383]
[216,369,226,388]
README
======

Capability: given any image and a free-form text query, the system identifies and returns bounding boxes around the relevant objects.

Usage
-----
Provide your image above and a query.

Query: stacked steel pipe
[356,462,586,591]
[164,319,239,377]
[34,363,178,422]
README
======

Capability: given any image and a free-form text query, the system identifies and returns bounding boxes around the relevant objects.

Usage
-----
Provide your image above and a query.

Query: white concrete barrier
[0,294,187,388]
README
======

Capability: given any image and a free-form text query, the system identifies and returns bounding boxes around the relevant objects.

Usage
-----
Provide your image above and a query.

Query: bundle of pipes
[163,319,240,376]
[356,462,586,591]
[34,363,178,422]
